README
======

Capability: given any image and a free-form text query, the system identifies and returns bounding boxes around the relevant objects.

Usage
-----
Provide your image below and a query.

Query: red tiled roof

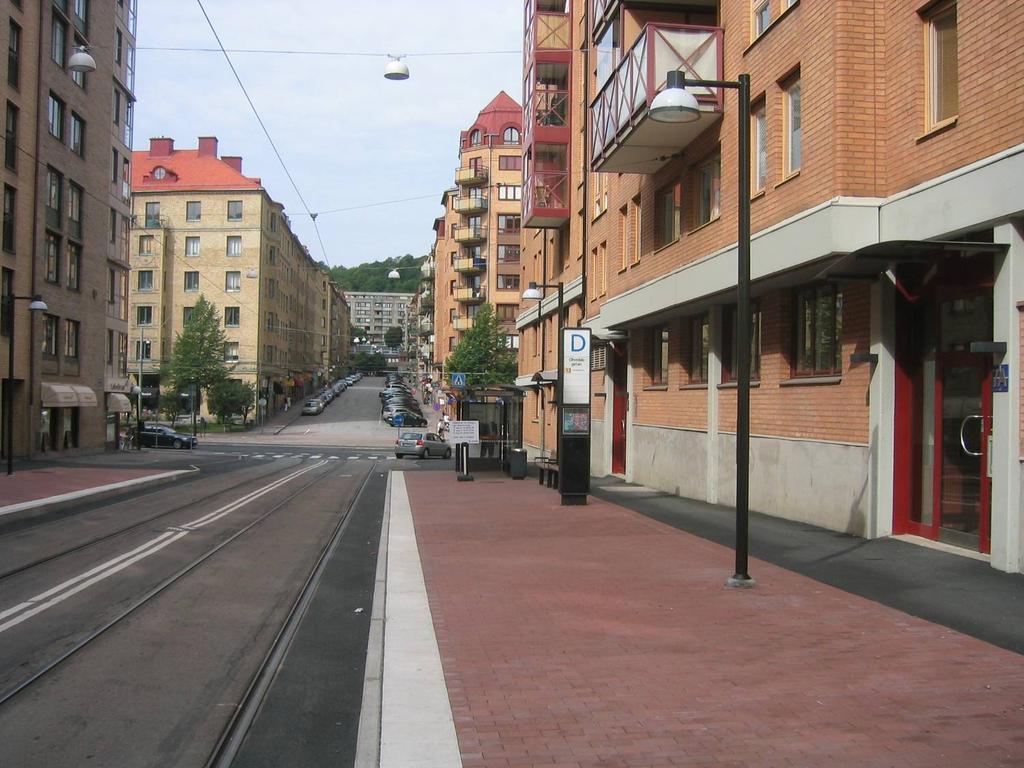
[466,90,522,136]
[131,147,262,191]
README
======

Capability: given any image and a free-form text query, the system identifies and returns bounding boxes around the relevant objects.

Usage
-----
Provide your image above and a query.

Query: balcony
[455,165,488,186]
[590,23,723,175]
[525,2,570,62]
[418,298,434,315]
[524,167,570,228]
[420,261,435,279]
[419,319,433,336]
[455,257,486,275]
[454,195,488,214]
[453,316,475,331]
[453,225,487,244]
[455,288,485,304]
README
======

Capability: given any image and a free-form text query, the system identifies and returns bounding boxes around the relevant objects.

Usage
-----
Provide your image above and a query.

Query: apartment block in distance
[347,290,413,349]
[130,136,337,417]
[1,0,138,459]
[432,92,524,369]
[517,0,1024,572]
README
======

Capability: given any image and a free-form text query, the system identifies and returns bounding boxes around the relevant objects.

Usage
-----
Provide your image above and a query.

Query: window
[496,304,517,322]
[135,339,151,360]
[51,15,67,67]
[722,303,762,382]
[223,342,239,362]
[269,212,277,231]
[753,101,767,192]
[5,102,18,169]
[65,319,79,358]
[697,155,721,225]
[45,232,60,283]
[111,148,118,182]
[226,235,242,256]
[138,235,154,255]
[224,306,240,327]
[137,270,153,291]
[498,184,522,200]
[502,126,520,143]
[2,185,14,252]
[144,201,160,227]
[114,28,122,64]
[66,242,80,290]
[225,271,241,292]
[227,200,242,220]
[268,246,277,265]
[73,0,88,32]
[469,129,481,145]
[656,182,681,247]
[688,314,710,384]
[0,268,11,336]
[184,271,199,291]
[113,87,120,125]
[70,112,84,156]
[496,274,520,291]
[43,315,58,356]
[70,36,86,87]
[136,305,152,326]
[185,236,200,257]
[47,93,64,139]
[183,306,194,324]
[498,155,522,171]
[795,285,843,375]
[46,168,63,228]
[599,241,608,295]
[783,76,801,175]
[497,245,520,264]
[498,214,521,234]
[925,0,958,127]
[753,0,771,37]
[651,326,669,385]
[631,196,641,264]
[8,21,20,88]
[593,172,609,217]
[186,201,201,221]
[68,182,82,237]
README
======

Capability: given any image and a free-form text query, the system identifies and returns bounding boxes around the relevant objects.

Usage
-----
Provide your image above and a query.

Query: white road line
[348,456,359,460]
[367,456,378,460]
[252,454,265,458]
[328,456,339,460]
[309,454,322,459]
[273,454,285,459]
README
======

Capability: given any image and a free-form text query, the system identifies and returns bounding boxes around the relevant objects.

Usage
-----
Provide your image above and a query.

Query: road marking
[329,455,339,459]
[0,461,329,635]
[367,456,378,460]
[252,454,265,458]
[309,454,322,459]
[348,456,359,460]
[273,454,285,459]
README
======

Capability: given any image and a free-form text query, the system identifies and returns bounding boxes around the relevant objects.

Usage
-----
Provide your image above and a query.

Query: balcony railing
[418,299,434,315]
[455,288,485,304]
[590,23,723,175]
[419,320,433,336]
[453,225,487,244]
[525,3,570,62]
[453,316,475,331]
[454,195,488,214]
[455,165,488,186]
[524,167,570,228]
[455,257,486,274]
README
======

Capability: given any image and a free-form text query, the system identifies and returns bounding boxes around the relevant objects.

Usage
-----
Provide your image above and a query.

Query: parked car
[301,399,323,415]
[385,410,428,427]
[138,425,197,449]
[394,430,450,459]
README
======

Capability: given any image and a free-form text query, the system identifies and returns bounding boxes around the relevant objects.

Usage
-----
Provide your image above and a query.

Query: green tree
[208,379,256,429]
[446,304,517,387]
[352,351,386,373]
[384,326,404,348]
[328,253,425,292]
[169,295,227,402]
[159,389,183,424]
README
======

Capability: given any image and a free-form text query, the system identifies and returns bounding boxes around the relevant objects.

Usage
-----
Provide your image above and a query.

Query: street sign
[392,412,405,427]
[451,372,467,390]
[561,328,592,404]
[449,420,479,444]
[993,364,1009,393]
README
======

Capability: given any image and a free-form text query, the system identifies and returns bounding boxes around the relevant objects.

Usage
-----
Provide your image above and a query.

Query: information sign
[451,372,467,390]
[448,420,480,444]
[561,328,592,405]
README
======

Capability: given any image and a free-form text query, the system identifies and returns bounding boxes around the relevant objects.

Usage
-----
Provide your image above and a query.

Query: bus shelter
[453,386,525,472]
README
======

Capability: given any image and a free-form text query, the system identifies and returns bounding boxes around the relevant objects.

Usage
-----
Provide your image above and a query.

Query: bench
[536,456,559,488]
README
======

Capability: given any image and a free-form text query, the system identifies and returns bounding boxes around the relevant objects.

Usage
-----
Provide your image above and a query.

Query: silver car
[394,430,451,459]
[301,399,323,415]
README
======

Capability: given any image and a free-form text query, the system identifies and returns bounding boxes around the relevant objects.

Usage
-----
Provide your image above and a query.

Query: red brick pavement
[0,466,165,506]
[404,473,1024,768]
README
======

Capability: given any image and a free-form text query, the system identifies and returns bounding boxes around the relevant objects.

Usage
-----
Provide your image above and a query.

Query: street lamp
[650,69,754,588]
[4,294,48,475]
[131,384,142,451]
[68,46,97,73]
[384,56,409,81]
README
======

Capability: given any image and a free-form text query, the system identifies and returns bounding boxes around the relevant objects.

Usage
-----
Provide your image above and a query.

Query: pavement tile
[0,465,167,505]
[404,473,1024,768]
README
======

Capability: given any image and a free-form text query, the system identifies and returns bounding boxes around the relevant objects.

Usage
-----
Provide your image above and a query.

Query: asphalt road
[0,375,449,767]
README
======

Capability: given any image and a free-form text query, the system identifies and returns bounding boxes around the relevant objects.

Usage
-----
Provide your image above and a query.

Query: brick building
[516,0,1024,572]
[129,136,340,418]
[1,0,137,458]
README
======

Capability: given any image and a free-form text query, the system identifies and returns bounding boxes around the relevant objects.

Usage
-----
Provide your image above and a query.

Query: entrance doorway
[895,256,994,553]
[611,343,628,474]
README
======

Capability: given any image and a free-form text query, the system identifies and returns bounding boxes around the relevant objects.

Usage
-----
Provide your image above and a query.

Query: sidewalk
[375,471,1024,768]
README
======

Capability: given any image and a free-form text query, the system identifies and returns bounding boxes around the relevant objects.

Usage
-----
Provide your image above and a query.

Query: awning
[106,393,133,412]
[41,383,78,407]
[72,385,98,407]
[814,240,1008,282]
[514,370,557,388]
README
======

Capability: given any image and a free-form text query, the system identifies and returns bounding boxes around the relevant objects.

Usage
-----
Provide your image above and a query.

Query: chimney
[149,137,174,157]
[222,156,243,173]
[197,136,218,157]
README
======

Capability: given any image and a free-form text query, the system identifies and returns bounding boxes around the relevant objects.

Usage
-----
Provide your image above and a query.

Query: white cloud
[134,0,523,267]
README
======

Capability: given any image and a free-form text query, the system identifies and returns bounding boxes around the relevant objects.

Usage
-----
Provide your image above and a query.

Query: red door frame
[611,343,628,474]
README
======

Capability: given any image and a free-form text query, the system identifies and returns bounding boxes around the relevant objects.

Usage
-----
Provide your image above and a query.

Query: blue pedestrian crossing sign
[451,372,467,390]
[392,412,405,427]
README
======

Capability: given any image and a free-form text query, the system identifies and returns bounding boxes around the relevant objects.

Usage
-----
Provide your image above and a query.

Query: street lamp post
[4,294,48,475]
[131,385,142,450]
[650,70,753,587]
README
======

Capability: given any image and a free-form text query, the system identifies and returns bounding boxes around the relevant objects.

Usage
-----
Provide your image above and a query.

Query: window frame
[64,318,79,359]
[782,75,802,176]
[183,270,199,292]
[924,0,958,129]
[185,236,200,257]
[136,304,153,326]
[66,242,80,290]
[224,306,240,327]
[687,313,710,385]
[137,269,153,292]
[752,99,767,193]
[226,235,242,256]
[650,326,670,386]
[696,154,721,226]
[721,302,762,383]
[225,270,241,292]
[47,93,65,140]
[185,200,201,221]
[793,284,843,377]
[227,200,243,221]
[655,181,681,248]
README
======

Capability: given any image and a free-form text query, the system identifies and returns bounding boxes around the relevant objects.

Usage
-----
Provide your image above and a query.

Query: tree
[169,295,227,403]
[352,351,386,373]
[352,326,369,339]
[328,253,425,292]
[446,304,517,387]
[159,389,183,424]
[384,326,404,348]
[208,379,256,429]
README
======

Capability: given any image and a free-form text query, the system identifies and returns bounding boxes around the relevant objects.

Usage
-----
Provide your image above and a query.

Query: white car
[301,399,323,415]
[394,431,451,459]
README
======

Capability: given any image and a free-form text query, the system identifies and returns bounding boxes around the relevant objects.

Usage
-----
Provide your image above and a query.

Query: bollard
[457,442,474,482]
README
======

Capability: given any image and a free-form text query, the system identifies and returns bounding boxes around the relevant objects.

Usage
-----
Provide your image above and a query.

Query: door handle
[959,414,984,457]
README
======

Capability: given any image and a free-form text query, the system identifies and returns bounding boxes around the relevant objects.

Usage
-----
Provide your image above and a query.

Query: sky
[133,1,524,268]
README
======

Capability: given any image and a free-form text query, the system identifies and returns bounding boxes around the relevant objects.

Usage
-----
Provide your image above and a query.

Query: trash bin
[508,448,527,480]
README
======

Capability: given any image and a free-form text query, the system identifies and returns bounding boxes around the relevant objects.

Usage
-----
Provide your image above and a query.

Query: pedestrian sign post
[392,412,404,427]
[451,372,467,390]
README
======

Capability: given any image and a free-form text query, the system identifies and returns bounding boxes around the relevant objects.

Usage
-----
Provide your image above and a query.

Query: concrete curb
[0,468,198,520]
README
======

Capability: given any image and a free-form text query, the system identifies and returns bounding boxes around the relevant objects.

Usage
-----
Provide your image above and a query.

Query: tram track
[0,458,360,708]
[0,456,310,583]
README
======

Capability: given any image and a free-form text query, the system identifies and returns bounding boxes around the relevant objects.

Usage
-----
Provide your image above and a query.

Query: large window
[227,200,242,220]
[783,76,802,175]
[184,271,199,291]
[497,214,520,234]
[185,236,199,257]
[795,285,843,376]
[225,271,241,292]
[498,155,522,171]
[925,0,958,128]
[496,274,520,291]
[137,269,153,291]
[226,235,242,256]
[688,314,710,384]
[497,184,522,201]
[497,245,520,264]
[136,305,152,326]
[651,326,669,385]
[224,306,240,327]
[656,182,681,247]
[722,303,762,382]
[697,155,721,225]
[186,201,201,221]
[753,101,767,193]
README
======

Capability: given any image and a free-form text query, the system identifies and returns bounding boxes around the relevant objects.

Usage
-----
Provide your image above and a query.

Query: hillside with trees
[326,253,425,293]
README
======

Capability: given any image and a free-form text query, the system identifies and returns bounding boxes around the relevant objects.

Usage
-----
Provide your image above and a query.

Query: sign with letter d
[561,328,592,405]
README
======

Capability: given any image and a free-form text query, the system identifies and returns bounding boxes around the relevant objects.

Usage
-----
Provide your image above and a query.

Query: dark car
[386,410,428,427]
[138,425,197,449]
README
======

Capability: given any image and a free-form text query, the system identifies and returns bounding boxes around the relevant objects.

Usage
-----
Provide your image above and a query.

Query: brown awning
[71,385,98,407]
[106,393,132,412]
[814,240,1008,282]
[41,383,79,407]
